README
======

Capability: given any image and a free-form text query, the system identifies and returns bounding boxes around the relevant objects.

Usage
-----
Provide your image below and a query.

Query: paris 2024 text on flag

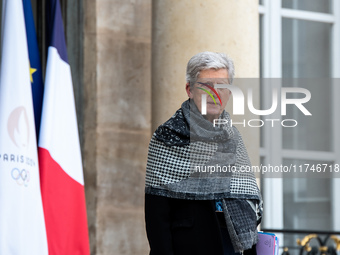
[0,0,48,254]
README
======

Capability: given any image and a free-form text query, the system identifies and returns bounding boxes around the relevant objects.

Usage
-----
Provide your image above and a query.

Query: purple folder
[256,232,279,255]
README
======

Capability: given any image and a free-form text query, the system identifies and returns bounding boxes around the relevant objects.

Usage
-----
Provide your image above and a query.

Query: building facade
[1,0,339,254]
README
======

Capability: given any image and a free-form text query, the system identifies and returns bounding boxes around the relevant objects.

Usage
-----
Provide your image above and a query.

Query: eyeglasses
[195,82,230,93]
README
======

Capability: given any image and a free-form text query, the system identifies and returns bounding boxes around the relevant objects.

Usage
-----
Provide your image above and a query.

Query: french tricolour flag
[38,0,90,254]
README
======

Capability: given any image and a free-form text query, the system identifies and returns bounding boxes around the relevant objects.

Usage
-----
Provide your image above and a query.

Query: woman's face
[186,68,231,122]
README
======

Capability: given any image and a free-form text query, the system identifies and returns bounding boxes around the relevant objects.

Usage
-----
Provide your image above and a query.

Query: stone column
[90,0,152,254]
[152,0,260,166]
[83,0,98,254]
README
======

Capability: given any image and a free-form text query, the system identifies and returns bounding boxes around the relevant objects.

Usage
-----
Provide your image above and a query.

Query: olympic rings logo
[11,168,30,187]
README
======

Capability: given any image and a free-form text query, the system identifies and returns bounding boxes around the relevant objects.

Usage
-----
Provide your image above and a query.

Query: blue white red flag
[38,0,90,254]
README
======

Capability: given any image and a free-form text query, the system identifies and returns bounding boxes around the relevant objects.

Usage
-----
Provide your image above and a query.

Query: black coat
[145,194,257,255]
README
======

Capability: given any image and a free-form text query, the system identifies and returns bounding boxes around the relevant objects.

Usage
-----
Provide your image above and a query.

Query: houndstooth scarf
[145,99,262,253]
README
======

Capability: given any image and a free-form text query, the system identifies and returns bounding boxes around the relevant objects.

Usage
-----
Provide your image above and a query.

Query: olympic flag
[0,0,48,254]
[38,0,90,254]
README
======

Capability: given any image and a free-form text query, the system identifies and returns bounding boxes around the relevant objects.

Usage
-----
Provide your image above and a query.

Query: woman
[145,52,262,255]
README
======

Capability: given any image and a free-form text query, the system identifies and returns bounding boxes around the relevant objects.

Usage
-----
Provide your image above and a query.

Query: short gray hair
[186,51,235,87]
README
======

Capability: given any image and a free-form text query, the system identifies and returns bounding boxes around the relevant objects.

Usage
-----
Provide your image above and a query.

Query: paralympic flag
[0,0,48,254]
[23,0,44,139]
[38,0,90,254]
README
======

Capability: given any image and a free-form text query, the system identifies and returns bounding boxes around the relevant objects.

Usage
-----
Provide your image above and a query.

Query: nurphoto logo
[198,83,311,128]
